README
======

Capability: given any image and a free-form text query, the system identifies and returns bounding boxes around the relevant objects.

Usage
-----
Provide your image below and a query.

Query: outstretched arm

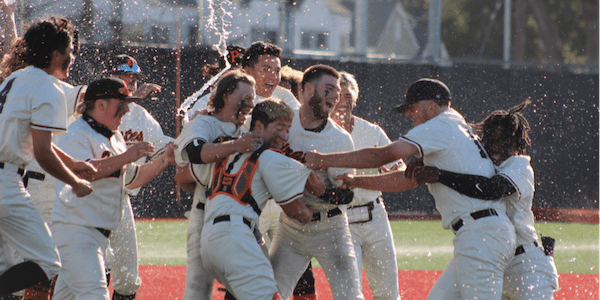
[186,132,263,164]
[127,143,176,189]
[305,139,419,170]
[335,170,418,193]
[411,166,516,200]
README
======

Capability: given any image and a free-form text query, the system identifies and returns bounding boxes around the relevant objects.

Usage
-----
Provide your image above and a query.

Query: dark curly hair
[24,16,77,69]
[241,41,281,69]
[475,98,532,155]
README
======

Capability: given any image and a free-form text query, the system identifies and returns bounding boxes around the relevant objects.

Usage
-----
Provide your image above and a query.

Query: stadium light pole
[355,0,368,57]
[503,0,512,69]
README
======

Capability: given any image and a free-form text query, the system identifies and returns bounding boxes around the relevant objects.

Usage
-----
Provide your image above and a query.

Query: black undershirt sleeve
[437,170,517,200]
[319,187,354,205]
[185,139,206,164]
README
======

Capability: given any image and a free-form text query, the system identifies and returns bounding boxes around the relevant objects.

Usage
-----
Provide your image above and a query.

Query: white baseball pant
[106,195,141,295]
[427,213,516,300]
[270,211,364,300]
[348,199,400,300]
[52,223,110,300]
[201,215,277,299]
[0,166,61,280]
[182,203,214,300]
[502,244,558,300]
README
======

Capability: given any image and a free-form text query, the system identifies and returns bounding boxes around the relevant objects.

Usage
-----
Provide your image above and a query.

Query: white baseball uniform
[269,109,364,300]
[399,108,516,300]
[499,155,558,300]
[201,148,311,299]
[25,81,86,223]
[346,116,400,300]
[174,115,246,300]
[105,102,174,296]
[52,115,140,300]
[0,66,65,281]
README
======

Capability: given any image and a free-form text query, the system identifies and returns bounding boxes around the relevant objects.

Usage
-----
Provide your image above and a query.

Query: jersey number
[0,78,16,114]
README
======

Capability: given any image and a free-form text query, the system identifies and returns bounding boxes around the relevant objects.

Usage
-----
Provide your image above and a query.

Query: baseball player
[174,69,262,300]
[200,99,316,300]
[410,99,558,299]
[103,54,174,300]
[0,17,94,297]
[269,65,364,300]
[305,78,517,299]
[277,64,318,300]
[51,77,176,300]
[332,71,401,300]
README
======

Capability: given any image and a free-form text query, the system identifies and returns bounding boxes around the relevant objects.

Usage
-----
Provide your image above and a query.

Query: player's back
[0,66,67,166]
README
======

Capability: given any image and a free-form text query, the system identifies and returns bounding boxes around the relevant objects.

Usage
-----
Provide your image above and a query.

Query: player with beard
[51,78,176,300]
[269,65,364,300]
[174,69,264,300]
[0,16,95,298]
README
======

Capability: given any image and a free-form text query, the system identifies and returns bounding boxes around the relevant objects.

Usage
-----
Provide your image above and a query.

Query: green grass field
[136,219,599,274]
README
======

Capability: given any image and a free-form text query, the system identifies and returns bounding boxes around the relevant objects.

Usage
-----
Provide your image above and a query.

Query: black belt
[196,202,205,210]
[0,162,25,176]
[311,207,342,222]
[26,171,46,181]
[515,241,539,256]
[23,170,46,188]
[213,215,263,244]
[214,215,252,228]
[452,208,499,233]
[96,228,111,238]
[348,196,381,211]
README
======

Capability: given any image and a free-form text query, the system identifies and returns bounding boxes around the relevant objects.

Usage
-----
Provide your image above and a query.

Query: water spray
[177,0,233,124]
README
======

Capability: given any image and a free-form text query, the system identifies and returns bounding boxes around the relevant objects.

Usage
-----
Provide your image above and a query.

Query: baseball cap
[218,45,245,69]
[394,78,451,113]
[84,78,142,102]
[106,54,146,79]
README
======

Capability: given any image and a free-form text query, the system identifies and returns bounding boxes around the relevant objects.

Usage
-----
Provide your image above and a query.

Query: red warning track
[122,266,599,300]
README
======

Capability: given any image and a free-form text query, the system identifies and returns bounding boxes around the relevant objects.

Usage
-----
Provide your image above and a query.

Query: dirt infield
[123,265,599,300]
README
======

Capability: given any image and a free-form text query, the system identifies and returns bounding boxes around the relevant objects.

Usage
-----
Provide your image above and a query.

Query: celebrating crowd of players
[0,12,558,300]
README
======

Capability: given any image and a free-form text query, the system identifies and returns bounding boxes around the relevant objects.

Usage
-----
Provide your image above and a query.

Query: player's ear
[304,81,315,97]
[254,120,265,132]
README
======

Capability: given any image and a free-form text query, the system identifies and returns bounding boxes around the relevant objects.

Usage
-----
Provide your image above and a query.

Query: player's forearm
[199,142,239,164]
[53,144,77,169]
[354,171,417,192]
[281,198,313,225]
[32,133,80,187]
[321,147,393,169]
[437,171,515,200]
[86,154,133,181]
[126,155,171,189]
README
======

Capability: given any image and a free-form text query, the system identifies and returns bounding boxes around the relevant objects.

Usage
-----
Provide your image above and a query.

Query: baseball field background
[112,218,599,300]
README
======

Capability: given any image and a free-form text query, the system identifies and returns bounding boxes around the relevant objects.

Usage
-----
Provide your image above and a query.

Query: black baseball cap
[106,54,146,79]
[84,78,142,102]
[218,45,245,69]
[394,78,451,113]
